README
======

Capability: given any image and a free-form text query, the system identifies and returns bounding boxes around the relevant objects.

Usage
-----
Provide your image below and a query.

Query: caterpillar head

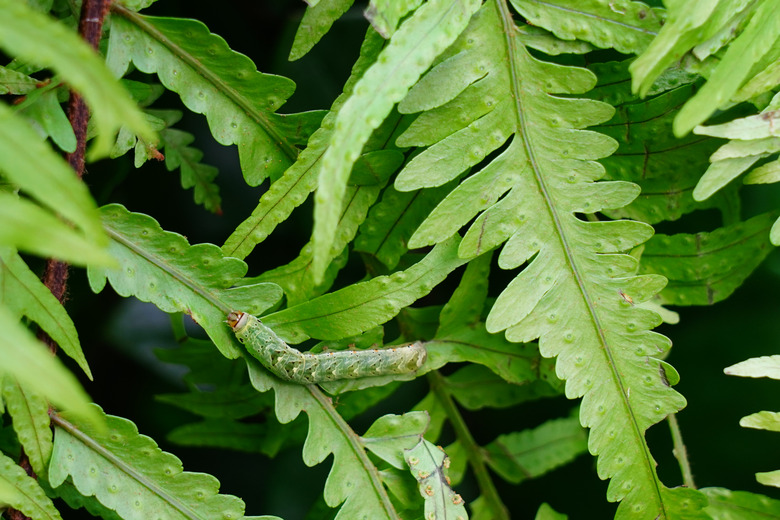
[227,311,248,330]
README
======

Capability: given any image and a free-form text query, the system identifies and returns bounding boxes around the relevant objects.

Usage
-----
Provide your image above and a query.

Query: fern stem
[667,413,696,489]
[426,370,509,519]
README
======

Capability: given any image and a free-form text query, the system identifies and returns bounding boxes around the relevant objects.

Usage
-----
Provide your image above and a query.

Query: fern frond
[355,179,455,269]
[262,236,466,344]
[289,0,354,61]
[483,416,587,484]
[395,2,707,517]
[253,145,403,305]
[88,204,283,358]
[0,103,112,264]
[0,64,38,94]
[510,0,664,54]
[160,127,221,214]
[725,355,780,488]
[0,307,94,421]
[630,0,780,135]
[366,0,423,38]
[17,87,75,153]
[535,503,568,520]
[312,0,481,281]
[0,0,154,157]
[2,377,52,477]
[107,6,319,185]
[166,420,270,454]
[692,96,780,207]
[701,488,780,518]
[222,29,386,261]
[49,405,246,519]
[0,248,91,377]
[640,212,776,305]
[156,386,270,419]
[246,363,430,520]
[0,451,61,520]
[404,439,468,520]
[587,62,736,225]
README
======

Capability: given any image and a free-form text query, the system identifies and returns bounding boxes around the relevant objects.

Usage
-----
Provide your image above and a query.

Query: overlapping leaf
[17,87,75,153]
[312,0,481,280]
[0,307,94,421]
[483,416,587,484]
[404,439,467,520]
[0,0,154,157]
[588,61,737,225]
[222,29,386,261]
[0,64,38,94]
[260,237,465,350]
[49,405,246,519]
[701,488,780,519]
[640,212,776,305]
[106,6,320,186]
[366,0,423,38]
[0,247,91,377]
[630,0,780,135]
[0,103,113,265]
[692,96,780,242]
[393,2,707,517]
[251,145,403,305]
[725,355,780,488]
[246,362,435,520]
[87,204,283,358]
[510,0,663,55]
[2,377,52,477]
[289,0,354,61]
[0,451,61,520]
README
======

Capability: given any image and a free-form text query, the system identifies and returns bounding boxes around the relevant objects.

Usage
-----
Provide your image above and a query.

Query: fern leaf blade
[263,236,467,343]
[0,104,109,256]
[90,204,283,358]
[641,212,776,305]
[674,0,780,135]
[2,378,52,477]
[49,405,246,520]
[0,0,154,156]
[0,248,91,378]
[289,0,354,61]
[313,0,481,280]
[0,307,94,421]
[702,487,780,518]
[222,30,387,260]
[0,451,61,520]
[245,368,403,520]
[404,439,468,520]
[108,9,303,185]
[510,0,663,55]
[483,416,587,484]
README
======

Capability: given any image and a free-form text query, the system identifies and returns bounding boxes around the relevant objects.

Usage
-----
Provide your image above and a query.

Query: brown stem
[8,2,109,519]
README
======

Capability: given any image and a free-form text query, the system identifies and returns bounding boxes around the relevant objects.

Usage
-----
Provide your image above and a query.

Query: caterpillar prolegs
[227,311,427,384]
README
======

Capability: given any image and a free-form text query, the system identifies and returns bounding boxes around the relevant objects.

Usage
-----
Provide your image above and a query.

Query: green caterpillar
[227,311,427,384]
